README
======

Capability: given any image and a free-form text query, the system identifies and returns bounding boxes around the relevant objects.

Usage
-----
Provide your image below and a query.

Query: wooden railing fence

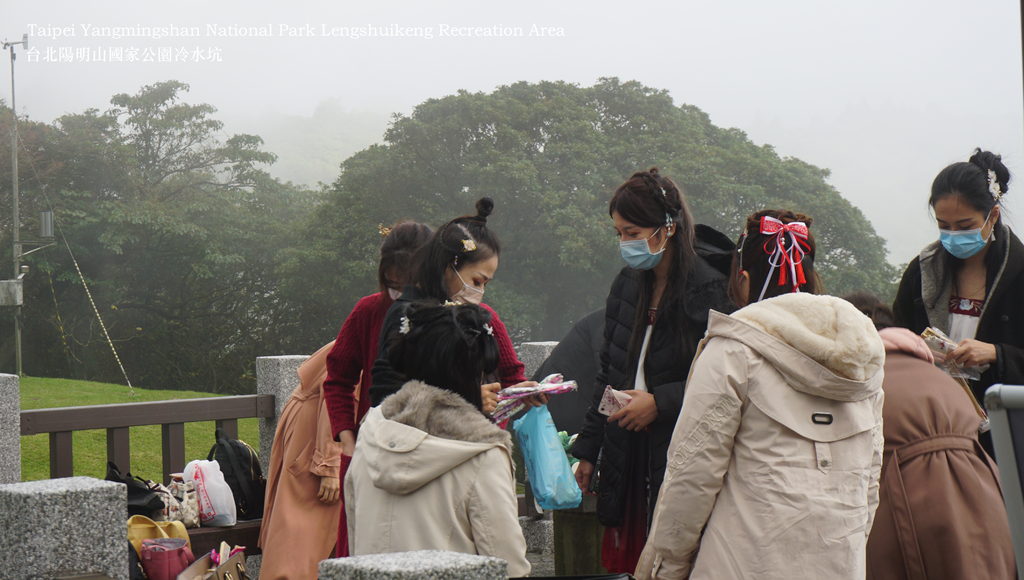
[20,394,275,484]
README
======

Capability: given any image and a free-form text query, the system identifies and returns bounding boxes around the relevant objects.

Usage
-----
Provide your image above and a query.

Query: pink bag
[141,537,195,580]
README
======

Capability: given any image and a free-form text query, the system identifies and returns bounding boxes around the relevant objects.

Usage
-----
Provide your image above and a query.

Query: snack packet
[597,385,632,416]
[920,327,984,381]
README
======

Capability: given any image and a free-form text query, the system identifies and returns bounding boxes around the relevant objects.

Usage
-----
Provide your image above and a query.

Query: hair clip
[378,224,392,237]
[989,170,1003,201]
[736,231,747,254]
[399,316,411,334]
[443,300,458,307]
[462,238,477,252]
[665,213,673,228]
[483,323,493,336]
[660,187,667,197]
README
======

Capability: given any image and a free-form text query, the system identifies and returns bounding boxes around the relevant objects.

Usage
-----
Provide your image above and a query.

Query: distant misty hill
[225,100,391,187]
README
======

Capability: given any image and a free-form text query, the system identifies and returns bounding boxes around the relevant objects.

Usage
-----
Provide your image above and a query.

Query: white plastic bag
[184,459,236,527]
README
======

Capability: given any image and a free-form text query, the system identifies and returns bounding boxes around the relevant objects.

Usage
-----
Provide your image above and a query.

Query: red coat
[323,293,390,439]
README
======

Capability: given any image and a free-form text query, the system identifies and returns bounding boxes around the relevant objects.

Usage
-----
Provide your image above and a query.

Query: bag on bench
[207,427,266,520]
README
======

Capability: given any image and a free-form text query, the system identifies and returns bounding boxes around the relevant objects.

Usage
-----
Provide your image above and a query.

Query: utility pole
[4,34,28,376]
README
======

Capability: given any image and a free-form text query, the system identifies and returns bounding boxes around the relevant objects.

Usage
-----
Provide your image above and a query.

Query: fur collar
[729,293,885,384]
[380,381,512,451]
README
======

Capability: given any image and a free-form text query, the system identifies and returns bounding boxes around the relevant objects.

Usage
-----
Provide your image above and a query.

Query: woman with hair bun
[370,198,543,411]
[636,209,885,580]
[571,168,736,574]
[345,300,531,577]
[893,148,1024,457]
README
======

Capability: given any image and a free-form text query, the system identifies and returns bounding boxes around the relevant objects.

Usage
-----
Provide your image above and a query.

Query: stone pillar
[255,355,306,477]
[519,514,554,555]
[0,373,20,484]
[319,550,507,580]
[254,355,306,580]
[516,341,558,379]
[0,476,127,580]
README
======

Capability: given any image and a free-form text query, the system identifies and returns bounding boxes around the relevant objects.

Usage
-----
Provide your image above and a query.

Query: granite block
[246,554,261,579]
[256,355,306,475]
[319,550,507,580]
[0,477,127,580]
[516,342,558,379]
[0,373,20,484]
[519,515,554,555]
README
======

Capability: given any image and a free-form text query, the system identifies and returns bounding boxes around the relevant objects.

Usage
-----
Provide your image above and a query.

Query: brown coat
[866,352,1016,580]
[258,342,345,580]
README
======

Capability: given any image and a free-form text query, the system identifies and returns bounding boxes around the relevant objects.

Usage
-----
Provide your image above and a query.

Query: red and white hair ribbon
[756,215,810,302]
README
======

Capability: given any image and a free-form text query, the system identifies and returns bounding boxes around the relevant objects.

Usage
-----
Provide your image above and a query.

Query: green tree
[2,82,318,392]
[300,78,898,342]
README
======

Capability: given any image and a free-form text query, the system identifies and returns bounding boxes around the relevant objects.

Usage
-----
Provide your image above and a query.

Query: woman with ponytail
[345,301,531,577]
[893,148,1024,457]
[369,198,542,411]
[636,209,885,580]
[570,168,735,574]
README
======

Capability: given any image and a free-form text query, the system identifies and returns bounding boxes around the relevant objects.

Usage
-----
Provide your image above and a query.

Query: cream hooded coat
[636,294,886,580]
[344,381,530,578]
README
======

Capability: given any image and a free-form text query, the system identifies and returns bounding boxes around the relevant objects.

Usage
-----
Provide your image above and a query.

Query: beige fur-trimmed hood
[359,381,513,494]
[713,293,885,401]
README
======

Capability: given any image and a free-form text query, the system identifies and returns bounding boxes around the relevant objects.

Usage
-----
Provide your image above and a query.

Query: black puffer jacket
[572,225,736,527]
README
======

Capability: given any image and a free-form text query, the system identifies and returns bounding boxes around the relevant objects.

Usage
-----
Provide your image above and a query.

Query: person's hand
[575,459,596,495]
[946,339,997,368]
[318,476,340,504]
[482,382,500,414]
[608,390,658,431]
[338,430,356,457]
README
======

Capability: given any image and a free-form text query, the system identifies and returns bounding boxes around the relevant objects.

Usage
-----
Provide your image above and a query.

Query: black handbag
[106,461,164,517]
[207,427,266,520]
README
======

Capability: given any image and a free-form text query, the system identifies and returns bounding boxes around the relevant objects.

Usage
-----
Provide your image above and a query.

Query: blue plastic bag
[514,405,582,510]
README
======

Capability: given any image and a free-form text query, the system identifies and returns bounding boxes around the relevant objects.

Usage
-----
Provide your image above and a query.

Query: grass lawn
[20,376,260,482]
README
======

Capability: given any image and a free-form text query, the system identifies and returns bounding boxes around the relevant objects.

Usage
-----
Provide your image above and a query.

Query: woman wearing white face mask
[893,148,1024,457]
[369,197,545,413]
[570,168,735,574]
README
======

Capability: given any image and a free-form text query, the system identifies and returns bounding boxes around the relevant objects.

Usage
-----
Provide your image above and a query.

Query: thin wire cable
[14,128,135,394]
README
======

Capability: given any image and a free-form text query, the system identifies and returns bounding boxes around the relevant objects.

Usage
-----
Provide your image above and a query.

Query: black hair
[387,300,498,412]
[730,209,822,306]
[841,291,895,331]
[608,167,697,384]
[927,148,1010,305]
[414,197,501,301]
[378,220,434,312]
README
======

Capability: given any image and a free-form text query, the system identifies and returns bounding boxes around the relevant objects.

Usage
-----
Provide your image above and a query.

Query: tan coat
[866,351,1016,580]
[636,294,886,580]
[345,381,531,578]
[258,342,345,580]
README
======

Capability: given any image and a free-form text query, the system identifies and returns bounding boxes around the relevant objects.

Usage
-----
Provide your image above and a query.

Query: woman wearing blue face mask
[893,148,1024,457]
[570,168,735,574]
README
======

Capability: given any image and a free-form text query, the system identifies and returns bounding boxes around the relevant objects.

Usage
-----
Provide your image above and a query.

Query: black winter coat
[893,225,1024,456]
[572,226,736,527]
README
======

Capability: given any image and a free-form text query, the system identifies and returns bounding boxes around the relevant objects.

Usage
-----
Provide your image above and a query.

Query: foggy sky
[4,0,1022,265]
